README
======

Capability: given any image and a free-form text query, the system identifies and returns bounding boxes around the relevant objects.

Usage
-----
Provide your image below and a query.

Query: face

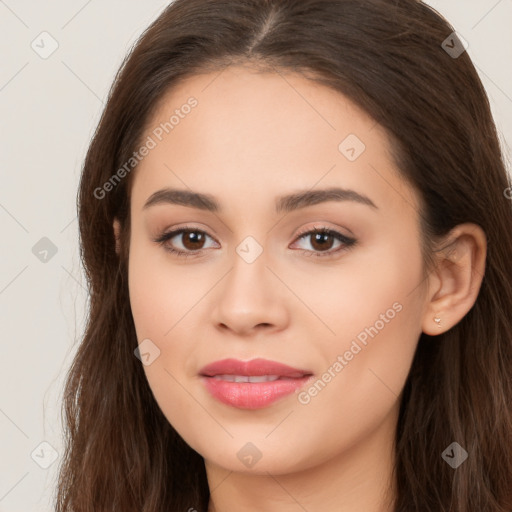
[125,64,428,476]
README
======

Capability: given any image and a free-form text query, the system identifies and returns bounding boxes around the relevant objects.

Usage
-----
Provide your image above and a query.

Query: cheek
[127,236,212,414]
[296,234,424,351]
[297,236,424,419]
[127,232,211,340]
[127,246,198,433]
[289,295,422,471]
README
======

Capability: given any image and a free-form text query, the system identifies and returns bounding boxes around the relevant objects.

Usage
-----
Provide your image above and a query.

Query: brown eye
[154,227,218,257]
[292,227,357,258]
[309,231,336,252]
[180,230,207,250]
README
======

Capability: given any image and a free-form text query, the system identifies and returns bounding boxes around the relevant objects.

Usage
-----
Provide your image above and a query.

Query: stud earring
[434,315,442,328]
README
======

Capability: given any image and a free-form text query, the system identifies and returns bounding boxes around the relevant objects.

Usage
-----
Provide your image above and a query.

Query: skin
[114,64,486,512]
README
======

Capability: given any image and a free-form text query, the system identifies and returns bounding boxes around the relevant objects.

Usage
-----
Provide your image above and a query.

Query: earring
[434,314,442,328]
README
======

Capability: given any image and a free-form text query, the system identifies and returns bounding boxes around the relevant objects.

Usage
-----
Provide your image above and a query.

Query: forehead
[130,64,418,217]
[141,63,380,158]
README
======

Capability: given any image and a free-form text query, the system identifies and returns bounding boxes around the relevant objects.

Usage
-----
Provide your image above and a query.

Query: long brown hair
[55,0,512,510]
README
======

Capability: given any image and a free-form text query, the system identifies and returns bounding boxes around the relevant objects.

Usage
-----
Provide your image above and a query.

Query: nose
[211,250,290,337]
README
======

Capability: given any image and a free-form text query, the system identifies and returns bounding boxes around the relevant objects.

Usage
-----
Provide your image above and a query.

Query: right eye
[154,227,219,257]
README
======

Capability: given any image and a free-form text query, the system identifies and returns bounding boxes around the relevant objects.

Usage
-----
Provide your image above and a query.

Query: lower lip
[201,376,313,409]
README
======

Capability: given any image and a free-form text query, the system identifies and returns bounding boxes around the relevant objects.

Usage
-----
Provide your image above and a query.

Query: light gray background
[0,1,511,510]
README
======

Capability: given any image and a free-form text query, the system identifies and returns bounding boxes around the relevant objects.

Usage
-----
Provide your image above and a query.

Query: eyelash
[153,225,357,259]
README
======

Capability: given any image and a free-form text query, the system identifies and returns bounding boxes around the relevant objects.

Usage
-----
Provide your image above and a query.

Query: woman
[56,0,512,510]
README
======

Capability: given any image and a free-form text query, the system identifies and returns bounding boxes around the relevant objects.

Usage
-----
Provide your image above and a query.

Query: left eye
[154,226,356,258]
[291,227,356,257]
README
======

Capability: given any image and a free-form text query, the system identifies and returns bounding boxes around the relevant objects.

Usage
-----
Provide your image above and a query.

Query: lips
[199,358,312,379]
[199,358,314,409]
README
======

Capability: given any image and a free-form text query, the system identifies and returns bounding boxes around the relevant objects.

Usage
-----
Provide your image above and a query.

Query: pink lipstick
[199,358,313,409]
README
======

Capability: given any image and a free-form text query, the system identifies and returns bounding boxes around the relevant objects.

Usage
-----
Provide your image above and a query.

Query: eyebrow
[143,186,378,213]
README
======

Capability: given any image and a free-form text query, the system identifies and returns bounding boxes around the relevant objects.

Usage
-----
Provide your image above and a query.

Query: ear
[113,218,121,255]
[421,223,487,335]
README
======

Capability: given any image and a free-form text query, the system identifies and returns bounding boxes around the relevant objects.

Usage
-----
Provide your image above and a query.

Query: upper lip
[199,358,313,378]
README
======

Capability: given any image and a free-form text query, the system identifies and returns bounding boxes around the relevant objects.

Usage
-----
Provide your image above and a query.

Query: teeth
[212,374,281,383]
